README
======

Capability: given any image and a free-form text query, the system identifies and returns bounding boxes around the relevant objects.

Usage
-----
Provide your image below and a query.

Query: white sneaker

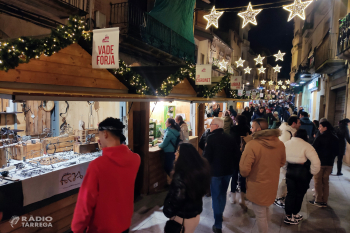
[229,192,236,204]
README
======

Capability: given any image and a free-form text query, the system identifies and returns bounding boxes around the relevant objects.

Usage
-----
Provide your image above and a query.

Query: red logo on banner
[102,35,109,43]
[202,68,206,72]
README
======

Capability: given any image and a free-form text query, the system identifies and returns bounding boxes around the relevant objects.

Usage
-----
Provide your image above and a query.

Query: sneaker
[294,214,303,221]
[337,173,343,176]
[284,216,298,225]
[309,200,323,207]
[212,225,222,233]
[274,198,285,208]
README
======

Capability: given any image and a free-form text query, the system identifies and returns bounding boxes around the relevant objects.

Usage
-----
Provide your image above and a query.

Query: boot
[229,192,236,204]
[239,192,248,212]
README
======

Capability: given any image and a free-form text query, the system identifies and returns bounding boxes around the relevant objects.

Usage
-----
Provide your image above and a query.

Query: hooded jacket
[240,129,286,206]
[251,110,266,121]
[159,127,180,153]
[71,145,141,233]
[300,117,316,142]
[279,122,297,143]
[179,123,190,143]
[313,130,339,166]
[223,115,234,134]
[284,137,321,175]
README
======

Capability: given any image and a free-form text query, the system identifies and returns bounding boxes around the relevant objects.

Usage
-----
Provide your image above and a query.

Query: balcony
[110,2,195,64]
[315,33,345,74]
[0,0,88,28]
[302,22,313,38]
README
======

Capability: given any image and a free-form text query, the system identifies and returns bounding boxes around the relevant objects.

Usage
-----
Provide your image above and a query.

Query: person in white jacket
[283,129,320,225]
[175,115,190,143]
[274,116,301,208]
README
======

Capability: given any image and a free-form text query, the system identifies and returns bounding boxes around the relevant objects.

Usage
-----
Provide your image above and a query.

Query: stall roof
[172,97,250,103]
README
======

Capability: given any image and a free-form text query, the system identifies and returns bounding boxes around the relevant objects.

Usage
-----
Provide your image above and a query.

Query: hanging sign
[195,64,212,85]
[230,76,242,90]
[308,78,319,91]
[246,91,251,96]
[260,93,264,98]
[238,89,243,96]
[92,27,120,69]
[252,91,257,99]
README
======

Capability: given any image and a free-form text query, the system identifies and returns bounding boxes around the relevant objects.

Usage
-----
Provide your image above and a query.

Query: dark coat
[230,124,251,147]
[313,130,339,166]
[251,111,266,121]
[242,110,252,123]
[163,172,203,219]
[283,109,291,122]
[203,128,241,177]
[335,123,350,156]
[199,129,211,151]
[300,117,316,143]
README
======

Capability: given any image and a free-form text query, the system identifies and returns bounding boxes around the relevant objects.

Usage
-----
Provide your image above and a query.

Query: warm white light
[244,66,252,74]
[254,54,265,65]
[261,79,266,84]
[278,80,283,85]
[286,80,290,84]
[204,6,224,30]
[273,65,282,73]
[235,57,245,67]
[219,59,228,71]
[274,50,286,61]
[258,66,266,74]
[283,0,313,22]
[246,82,250,85]
[238,2,262,28]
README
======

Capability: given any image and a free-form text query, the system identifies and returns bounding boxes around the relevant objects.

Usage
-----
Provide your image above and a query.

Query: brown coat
[239,129,286,206]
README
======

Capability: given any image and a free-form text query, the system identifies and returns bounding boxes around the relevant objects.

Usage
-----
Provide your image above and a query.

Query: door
[333,87,346,125]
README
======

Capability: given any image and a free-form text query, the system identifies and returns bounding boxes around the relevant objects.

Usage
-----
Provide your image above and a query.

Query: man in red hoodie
[72,117,141,233]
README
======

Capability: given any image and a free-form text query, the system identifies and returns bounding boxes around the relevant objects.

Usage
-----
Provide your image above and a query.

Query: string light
[278,80,283,85]
[268,80,274,85]
[261,79,267,84]
[258,66,266,74]
[283,0,313,22]
[244,66,252,74]
[235,57,245,67]
[219,59,228,71]
[238,2,262,28]
[273,65,282,73]
[286,80,291,84]
[282,85,287,89]
[274,50,286,61]
[254,54,265,65]
[203,6,223,30]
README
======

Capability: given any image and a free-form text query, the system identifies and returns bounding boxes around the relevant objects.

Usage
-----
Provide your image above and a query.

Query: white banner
[195,64,212,85]
[260,93,264,98]
[92,28,119,69]
[238,90,243,96]
[252,91,257,99]
[58,165,87,193]
[230,76,242,90]
[246,91,251,96]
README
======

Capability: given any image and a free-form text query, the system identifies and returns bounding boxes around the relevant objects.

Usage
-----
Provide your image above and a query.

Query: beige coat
[240,129,286,206]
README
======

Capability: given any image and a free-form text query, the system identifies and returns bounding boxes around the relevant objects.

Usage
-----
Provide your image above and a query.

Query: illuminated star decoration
[268,80,274,85]
[261,79,266,85]
[282,85,287,89]
[244,66,252,74]
[286,79,291,84]
[235,57,245,67]
[273,65,282,73]
[276,85,280,90]
[238,2,262,28]
[258,66,266,74]
[278,80,283,85]
[274,50,286,61]
[204,6,224,30]
[219,59,228,71]
[254,54,265,65]
[283,0,313,22]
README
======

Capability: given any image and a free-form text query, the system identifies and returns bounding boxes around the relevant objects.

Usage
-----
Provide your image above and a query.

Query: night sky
[214,0,295,80]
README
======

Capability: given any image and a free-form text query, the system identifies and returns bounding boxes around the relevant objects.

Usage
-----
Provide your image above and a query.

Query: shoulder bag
[164,217,185,233]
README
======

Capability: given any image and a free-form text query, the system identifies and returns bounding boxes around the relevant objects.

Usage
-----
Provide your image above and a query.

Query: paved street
[130,163,350,233]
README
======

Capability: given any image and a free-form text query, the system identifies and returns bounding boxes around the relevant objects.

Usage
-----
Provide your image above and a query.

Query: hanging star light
[244,66,252,74]
[219,59,228,71]
[238,2,262,28]
[261,79,266,85]
[276,85,280,90]
[235,57,245,67]
[268,80,274,85]
[204,6,224,30]
[254,54,265,65]
[274,50,286,61]
[273,65,282,73]
[286,79,291,84]
[283,0,313,22]
[258,66,266,74]
[282,85,287,89]
[278,80,283,85]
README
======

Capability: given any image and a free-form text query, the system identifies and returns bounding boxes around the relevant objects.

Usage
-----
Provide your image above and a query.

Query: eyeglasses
[210,123,218,126]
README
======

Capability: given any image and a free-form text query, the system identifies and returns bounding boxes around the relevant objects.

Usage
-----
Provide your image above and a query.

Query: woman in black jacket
[311,121,339,207]
[241,107,252,127]
[335,119,350,175]
[163,143,211,233]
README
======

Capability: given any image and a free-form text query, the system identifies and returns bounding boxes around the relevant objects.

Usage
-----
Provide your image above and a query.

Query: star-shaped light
[286,79,291,84]
[244,66,252,74]
[282,85,287,89]
[283,0,313,22]
[268,80,274,85]
[276,85,280,90]
[238,2,262,28]
[278,80,283,85]
[273,65,282,73]
[258,66,266,74]
[219,59,228,71]
[204,6,224,30]
[261,79,266,85]
[235,57,245,67]
[254,54,265,65]
[274,50,286,61]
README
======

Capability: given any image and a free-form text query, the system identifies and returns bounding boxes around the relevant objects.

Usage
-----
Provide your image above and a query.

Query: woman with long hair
[223,110,234,134]
[158,118,181,175]
[283,129,320,225]
[163,143,211,233]
[241,107,252,127]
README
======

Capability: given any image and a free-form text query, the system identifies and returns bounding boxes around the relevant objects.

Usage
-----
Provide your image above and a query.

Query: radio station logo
[9,216,53,228]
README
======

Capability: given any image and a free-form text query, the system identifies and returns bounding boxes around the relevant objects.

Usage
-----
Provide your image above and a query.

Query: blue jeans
[164,152,175,175]
[211,175,231,229]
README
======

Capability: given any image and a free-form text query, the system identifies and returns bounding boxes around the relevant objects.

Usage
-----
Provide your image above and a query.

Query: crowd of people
[69,100,349,233]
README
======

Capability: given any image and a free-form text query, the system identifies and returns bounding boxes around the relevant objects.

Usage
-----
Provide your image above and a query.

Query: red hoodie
[71,145,140,233]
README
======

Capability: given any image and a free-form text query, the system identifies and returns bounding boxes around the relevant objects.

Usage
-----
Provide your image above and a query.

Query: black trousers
[337,154,344,173]
[122,229,129,233]
[285,163,312,216]
[231,170,246,193]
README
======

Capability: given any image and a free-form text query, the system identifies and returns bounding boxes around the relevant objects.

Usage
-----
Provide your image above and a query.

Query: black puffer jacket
[163,172,203,219]
[230,124,251,147]
[335,122,350,156]
[313,130,339,166]
[242,110,252,124]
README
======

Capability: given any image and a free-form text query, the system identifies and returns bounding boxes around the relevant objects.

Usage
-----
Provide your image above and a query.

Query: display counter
[148,136,198,194]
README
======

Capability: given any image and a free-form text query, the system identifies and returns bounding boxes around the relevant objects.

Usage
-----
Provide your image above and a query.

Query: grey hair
[212,117,224,129]
[320,117,328,123]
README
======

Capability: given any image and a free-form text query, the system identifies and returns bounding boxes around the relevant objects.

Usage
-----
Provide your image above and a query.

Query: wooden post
[197,103,205,155]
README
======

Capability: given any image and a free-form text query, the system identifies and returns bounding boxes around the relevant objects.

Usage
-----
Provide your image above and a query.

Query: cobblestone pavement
[130,163,350,233]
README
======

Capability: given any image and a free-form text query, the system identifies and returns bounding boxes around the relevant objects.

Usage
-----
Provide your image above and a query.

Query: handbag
[164,217,185,233]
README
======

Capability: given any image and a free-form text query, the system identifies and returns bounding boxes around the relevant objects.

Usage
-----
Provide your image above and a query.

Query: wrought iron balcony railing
[110,2,195,63]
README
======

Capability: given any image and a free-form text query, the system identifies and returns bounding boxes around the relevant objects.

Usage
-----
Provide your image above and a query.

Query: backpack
[169,130,182,152]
